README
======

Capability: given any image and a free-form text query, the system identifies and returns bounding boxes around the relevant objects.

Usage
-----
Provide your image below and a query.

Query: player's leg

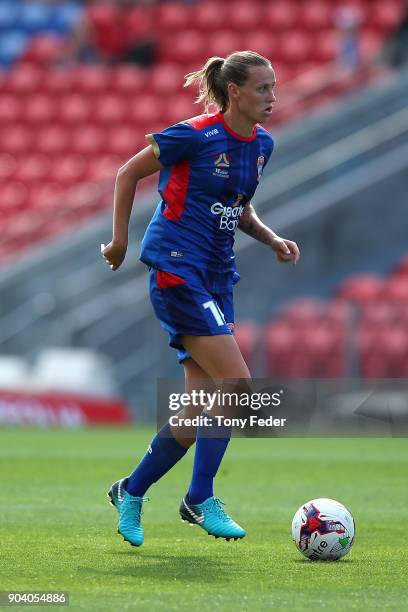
[170,356,215,448]
[108,357,210,546]
[179,333,250,540]
[125,357,211,495]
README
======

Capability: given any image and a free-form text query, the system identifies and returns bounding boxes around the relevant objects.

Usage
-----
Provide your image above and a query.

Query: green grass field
[1,428,407,611]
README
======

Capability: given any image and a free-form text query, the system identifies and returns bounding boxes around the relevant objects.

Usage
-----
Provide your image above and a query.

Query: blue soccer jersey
[140,111,274,292]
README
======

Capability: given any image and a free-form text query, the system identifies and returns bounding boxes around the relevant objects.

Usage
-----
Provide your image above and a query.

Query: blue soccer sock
[188,416,231,505]
[125,422,188,497]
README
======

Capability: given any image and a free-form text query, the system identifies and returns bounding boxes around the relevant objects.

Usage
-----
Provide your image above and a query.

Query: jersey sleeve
[264,134,275,167]
[145,122,200,166]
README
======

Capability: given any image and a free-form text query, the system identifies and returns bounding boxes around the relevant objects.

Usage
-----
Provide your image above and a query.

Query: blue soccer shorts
[149,267,234,363]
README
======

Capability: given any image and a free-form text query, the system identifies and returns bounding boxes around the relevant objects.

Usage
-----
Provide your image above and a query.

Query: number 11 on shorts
[203,300,225,326]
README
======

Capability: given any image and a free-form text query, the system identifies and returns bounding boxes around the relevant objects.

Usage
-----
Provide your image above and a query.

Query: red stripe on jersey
[186,113,220,131]
[162,159,190,222]
[156,270,186,289]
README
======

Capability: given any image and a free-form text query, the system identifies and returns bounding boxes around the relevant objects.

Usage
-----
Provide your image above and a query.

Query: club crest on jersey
[257,155,265,181]
[213,152,230,178]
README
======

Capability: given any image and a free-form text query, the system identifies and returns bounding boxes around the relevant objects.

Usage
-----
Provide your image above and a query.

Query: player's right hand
[101,241,127,271]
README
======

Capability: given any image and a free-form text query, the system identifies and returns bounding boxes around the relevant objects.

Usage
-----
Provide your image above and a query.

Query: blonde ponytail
[184,50,271,113]
[184,56,227,112]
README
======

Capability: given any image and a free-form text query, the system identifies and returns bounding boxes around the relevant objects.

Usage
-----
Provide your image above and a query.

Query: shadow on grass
[77,552,234,584]
[292,558,356,564]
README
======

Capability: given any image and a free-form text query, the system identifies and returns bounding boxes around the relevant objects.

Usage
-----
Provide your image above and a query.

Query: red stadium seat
[280,297,325,325]
[21,35,64,66]
[155,2,192,31]
[264,2,297,30]
[93,94,128,125]
[86,3,118,30]
[111,65,146,94]
[35,125,71,155]
[159,30,206,65]
[0,94,22,124]
[164,94,196,125]
[0,126,33,155]
[88,154,121,179]
[49,154,88,186]
[299,0,332,29]
[360,303,397,333]
[381,277,408,304]
[127,93,163,125]
[234,321,258,366]
[191,1,228,31]
[30,182,64,211]
[14,153,51,183]
[21,93,57,125]
[57,93,92,125]
[265,321,298,377]
[228,1,263,31]
[0,153,17,181]
[280,31,313,64]
[72,66,110,94]
[366,0,403,32]
[243,31,278,60]
[106,125,145,158]
[70,125,106,155]
[206,30,241,58]
[41,68,75,95]
[310,29,338,62]
[336,274,383,306]
[0,182,28,213]
[6,64,44,94]
[148,64,186,95]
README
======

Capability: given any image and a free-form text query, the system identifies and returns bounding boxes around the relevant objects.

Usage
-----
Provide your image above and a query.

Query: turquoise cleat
[179,495,246,541]
[107,478,148,547]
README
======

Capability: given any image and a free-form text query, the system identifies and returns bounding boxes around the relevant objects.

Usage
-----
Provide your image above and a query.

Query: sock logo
[147,444,152,454]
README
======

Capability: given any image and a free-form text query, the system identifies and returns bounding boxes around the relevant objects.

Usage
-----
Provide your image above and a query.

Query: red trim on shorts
[162,159,190,221]
[156,270,186,289]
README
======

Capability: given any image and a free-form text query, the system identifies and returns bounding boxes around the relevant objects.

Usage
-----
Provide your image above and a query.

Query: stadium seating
[265,251,408,379]
[0,0,404,260]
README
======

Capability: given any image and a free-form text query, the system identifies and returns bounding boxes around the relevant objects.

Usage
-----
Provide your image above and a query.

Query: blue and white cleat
[180,495,246,541]
[107,478,148,547]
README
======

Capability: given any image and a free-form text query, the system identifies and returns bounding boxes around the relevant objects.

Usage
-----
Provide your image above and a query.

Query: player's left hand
[270,236,300,265]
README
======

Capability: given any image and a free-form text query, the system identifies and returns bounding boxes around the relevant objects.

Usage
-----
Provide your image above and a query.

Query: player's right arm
[102,146,164,271]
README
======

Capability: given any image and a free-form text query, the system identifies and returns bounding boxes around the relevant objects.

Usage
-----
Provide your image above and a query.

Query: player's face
[234,65,276,124]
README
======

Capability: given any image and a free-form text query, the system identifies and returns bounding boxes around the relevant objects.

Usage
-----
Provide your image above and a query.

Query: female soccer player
[102,51,300,546]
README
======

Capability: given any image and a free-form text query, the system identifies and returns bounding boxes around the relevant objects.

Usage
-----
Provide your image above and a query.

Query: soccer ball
[291,498,355,561]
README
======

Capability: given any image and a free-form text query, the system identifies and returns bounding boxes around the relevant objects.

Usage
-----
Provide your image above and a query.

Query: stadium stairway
[0,66,407,416]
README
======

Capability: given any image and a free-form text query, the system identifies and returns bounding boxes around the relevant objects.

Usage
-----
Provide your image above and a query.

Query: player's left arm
[238,203,300,264]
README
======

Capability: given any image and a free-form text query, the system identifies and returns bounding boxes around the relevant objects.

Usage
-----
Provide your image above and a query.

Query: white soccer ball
[291,498,355,561]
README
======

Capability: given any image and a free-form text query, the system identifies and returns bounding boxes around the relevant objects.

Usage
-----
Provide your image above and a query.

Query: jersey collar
[218,112,257,142]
